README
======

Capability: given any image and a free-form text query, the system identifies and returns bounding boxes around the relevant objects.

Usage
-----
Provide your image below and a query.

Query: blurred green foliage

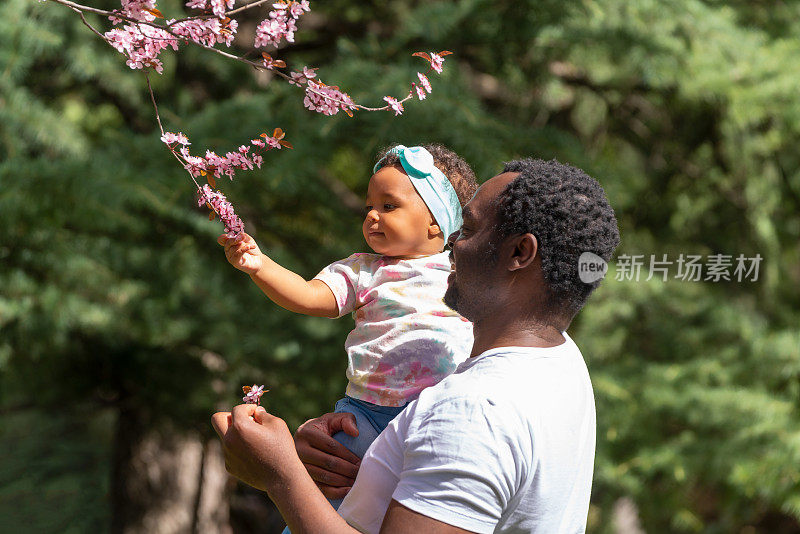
[1,0,799,532]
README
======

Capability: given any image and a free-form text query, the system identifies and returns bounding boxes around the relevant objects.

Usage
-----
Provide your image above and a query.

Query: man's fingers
[334,414,360,438]
[211,411,232,439]
[304,429,362,466]
[305,464,357,487]
[231,404,259,428]
[297,444,360,479]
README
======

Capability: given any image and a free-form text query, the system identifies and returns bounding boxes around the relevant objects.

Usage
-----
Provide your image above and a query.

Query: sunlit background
[2,0,799,532]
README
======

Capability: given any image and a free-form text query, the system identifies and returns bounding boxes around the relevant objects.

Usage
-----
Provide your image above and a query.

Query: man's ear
[508,234,538,271]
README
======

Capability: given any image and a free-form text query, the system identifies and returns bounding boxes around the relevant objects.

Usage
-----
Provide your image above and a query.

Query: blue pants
[282,397,406,533]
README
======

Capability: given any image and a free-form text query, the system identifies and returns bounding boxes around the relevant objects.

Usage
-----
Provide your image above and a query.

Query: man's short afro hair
[495,158,620,315]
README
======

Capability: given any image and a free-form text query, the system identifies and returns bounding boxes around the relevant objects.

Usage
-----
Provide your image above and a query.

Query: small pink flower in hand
[242,384,268,405]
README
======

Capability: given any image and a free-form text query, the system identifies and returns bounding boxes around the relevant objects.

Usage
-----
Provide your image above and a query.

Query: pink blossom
[242,384,266,404]
[251,138,266,147]
[198,184,244,238]
[161,131,190,145]
[171,18,237,47]
[384,96,404,115]
[209,0,234,18]
[105,23,179,73]
[116,0,157,23]
[289,71,308,86]
[413,84,426,100]
[185,0,206,10]
[254,8,297,47]
[430,53,445,74]
[417,72,432,93]
[289,0,309,18]
[303,80,357,116]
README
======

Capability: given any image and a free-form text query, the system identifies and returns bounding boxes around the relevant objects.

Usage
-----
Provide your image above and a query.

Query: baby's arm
[218,233,338,318]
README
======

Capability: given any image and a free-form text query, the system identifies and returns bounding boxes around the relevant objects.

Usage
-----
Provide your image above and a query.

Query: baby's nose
[366,209,379,222]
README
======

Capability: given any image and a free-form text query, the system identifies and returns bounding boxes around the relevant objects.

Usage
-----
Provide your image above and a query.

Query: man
[212,158,620,533]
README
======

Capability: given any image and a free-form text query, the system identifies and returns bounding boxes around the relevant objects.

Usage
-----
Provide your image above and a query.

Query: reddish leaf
[200,170,206,176]
[209,212,215,221]
[273,128,285,140]
[207,174,216,188]
[262,52,272,60]
[242,385,252,394]
[273,60,286,68]
[412,52,431,61]
[279,139,293,149]
[145,8,163,17]
[344,109,354,118]
[438,50,453,56]
[260,133,268,138]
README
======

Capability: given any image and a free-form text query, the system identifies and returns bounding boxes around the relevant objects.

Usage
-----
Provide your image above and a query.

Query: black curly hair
[375,144,478,207]
[494,158,620,315]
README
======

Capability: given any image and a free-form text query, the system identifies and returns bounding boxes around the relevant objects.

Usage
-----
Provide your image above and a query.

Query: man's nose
[446,230,460,249]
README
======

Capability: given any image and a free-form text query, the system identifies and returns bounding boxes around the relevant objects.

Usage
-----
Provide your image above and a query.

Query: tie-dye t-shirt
[314,252,473,407]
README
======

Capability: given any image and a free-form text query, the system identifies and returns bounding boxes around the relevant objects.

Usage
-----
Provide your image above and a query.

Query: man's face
[444,172,519,321]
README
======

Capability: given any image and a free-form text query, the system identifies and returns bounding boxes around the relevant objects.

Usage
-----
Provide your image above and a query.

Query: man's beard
[443,282,460,314]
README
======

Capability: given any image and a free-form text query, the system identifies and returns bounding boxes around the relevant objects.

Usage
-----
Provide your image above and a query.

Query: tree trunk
[110,406,232,534]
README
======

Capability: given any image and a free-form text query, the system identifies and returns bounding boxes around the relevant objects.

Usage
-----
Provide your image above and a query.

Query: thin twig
[145,73,166,135]
[73,7,106,39]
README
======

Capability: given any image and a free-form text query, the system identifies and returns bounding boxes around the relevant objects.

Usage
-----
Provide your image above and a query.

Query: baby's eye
[363,205,373,215]
[383,203,396,210]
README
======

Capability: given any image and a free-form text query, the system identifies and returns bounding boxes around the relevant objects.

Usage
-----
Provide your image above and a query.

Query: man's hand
[294,412,362,499]
[211,404,302,492]
[218,232,264,275]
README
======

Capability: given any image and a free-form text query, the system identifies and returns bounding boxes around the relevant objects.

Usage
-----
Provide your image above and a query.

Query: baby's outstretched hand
[218,232,264,275]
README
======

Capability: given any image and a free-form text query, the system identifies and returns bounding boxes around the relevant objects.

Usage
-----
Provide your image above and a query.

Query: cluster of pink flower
[303,80,357,116]
[170,17,238,48]
[379,51,450,116]
[161,131,289,181]
[105,0,241,73]
[254,0,310,49]
[197,184,244,238]
[105,23,179,73]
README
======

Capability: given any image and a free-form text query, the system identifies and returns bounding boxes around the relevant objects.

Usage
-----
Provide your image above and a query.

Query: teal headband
[373,145,463,240]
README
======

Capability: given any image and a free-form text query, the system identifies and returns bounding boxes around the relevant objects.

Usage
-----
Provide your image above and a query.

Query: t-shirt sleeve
[391,395,526,534]
[312,253,368,317]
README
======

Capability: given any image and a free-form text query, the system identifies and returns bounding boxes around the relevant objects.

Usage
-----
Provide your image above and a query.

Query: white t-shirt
[337,335,596,533]
[314,252,473,407]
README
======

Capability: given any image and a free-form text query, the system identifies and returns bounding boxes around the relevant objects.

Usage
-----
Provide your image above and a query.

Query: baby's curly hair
[375,144,478,207]
[495,158,620,315]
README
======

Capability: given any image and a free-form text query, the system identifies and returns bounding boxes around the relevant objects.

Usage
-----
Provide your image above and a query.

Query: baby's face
[362,166,442,258]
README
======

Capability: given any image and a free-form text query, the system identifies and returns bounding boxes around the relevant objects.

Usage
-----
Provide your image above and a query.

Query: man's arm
[212,406,477,534]
[212,405,358,534]
[380,501,476,534]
